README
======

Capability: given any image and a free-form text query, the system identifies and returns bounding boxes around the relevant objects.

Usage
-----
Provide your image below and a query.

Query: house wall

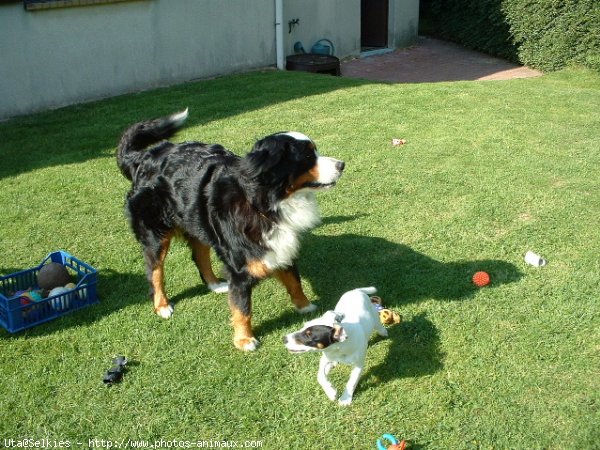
[0,0,276,120]
[0,0,419,120]
[283,0,361,57]
[283,0,419,57]
[390,0,420,48]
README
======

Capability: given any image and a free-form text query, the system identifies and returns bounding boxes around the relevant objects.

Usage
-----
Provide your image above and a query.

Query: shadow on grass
[256,229,523,335]
[302,232,522,309]
[364,312,443,386]
[255,220,522,383]
[0,71,368,181]
[3,217,522,388]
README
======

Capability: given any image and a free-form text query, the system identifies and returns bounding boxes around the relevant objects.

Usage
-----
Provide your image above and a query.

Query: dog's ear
[332,324,347,343]
[243,136,290,179]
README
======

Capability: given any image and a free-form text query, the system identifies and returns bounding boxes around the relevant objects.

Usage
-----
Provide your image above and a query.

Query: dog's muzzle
[307,157,345,189]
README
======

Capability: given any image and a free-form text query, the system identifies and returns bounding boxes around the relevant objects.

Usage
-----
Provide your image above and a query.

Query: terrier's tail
[356,287,377,295]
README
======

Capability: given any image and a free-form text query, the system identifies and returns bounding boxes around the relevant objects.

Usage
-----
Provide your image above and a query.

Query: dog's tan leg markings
[189,240,220,285]
[229,300,259,351]
[187,239,228,292]
[247,259,271,279]
[275,269,316,313]
[152,235,173,319]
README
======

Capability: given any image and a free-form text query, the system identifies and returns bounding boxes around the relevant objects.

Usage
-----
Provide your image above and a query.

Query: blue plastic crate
[0,251,98,333]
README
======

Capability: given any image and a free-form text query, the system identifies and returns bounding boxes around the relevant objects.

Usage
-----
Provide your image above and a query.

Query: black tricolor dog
[117,109,344,351]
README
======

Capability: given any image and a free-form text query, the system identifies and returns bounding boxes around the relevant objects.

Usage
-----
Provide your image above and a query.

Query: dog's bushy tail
[356,287,377,295]
[116,108,189,181]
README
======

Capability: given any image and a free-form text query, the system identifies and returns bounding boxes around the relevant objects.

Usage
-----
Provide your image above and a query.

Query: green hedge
[420,0,600,72]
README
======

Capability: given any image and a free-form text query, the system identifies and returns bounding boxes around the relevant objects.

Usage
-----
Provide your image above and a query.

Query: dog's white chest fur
[262,192,320,270]
[322,327,366,366]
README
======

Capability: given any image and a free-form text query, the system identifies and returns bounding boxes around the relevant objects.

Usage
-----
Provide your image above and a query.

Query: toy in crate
[0,251,98,333]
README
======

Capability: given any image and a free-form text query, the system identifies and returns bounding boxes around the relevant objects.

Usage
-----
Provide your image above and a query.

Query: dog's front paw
[208,281,229,293]
[378,327,389,338]
[155,304,174,319]
[338,392,353,406]
[234,336,260,352]
[296,303,318,314]
[322,386,337,402]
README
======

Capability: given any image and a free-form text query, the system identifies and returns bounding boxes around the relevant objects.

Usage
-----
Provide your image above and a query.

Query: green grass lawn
[1,67,599,449]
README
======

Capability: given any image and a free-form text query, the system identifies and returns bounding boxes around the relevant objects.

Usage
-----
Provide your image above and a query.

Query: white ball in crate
[48,286,73,311]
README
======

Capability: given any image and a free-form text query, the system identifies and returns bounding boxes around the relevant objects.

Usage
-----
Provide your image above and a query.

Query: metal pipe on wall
[275,0,285,70]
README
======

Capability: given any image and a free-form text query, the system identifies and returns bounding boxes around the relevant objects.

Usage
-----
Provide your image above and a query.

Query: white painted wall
[284,0,361,57]
[0,0,276,119]
[390,0,420,48]
[0,0,419,120]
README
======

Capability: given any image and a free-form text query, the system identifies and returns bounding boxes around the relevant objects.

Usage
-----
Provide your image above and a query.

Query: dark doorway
[361,0,389,51]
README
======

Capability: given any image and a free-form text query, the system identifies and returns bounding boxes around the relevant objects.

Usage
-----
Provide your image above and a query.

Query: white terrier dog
[283,287,388,405]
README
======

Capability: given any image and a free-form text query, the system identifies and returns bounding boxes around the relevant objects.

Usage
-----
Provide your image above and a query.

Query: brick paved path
[341,36,542,83]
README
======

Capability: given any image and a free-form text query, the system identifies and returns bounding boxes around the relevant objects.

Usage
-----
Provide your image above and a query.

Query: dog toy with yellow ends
[371,296,402,325]
[377,433,407,450]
